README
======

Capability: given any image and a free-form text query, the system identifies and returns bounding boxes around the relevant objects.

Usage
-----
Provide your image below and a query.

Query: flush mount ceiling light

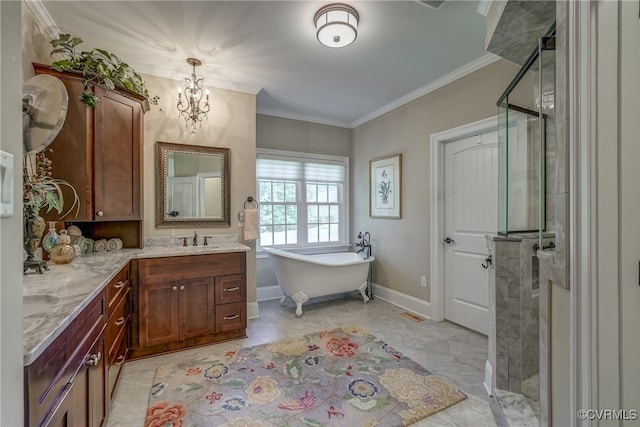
[177,57,210,134]
[314,3,359,48]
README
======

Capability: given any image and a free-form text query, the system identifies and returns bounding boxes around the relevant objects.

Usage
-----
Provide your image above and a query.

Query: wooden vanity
[23,247,248,427]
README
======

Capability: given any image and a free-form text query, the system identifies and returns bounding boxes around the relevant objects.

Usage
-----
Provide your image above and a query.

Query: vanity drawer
[215,302,246,333]
[107,264,130,311]
[138,252,245,284]
[215,274,246,305]
[108,333,128,401]
[107,287,130,356]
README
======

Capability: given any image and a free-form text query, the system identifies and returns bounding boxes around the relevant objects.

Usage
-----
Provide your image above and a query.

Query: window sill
[256,244,351,259]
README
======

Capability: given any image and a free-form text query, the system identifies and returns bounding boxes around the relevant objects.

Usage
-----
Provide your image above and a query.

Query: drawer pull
[116,355,125,366]
[114,280,126,289]
[115,316,126,327]
[86,352,102,367]
[223,314,240,320]
[224,287,240,292]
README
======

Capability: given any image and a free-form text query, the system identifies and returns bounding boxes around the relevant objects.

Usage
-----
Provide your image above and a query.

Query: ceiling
[35,1,497,128]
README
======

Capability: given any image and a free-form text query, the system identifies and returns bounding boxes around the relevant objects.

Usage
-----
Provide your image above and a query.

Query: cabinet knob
[114,280,125,289]
[116,355,125,366]
[172,285,178,291]
[96,211,104,217]
[180,285,185,291]
[224,287,240,292]
[115,316,126,327]
[86,352,101,367]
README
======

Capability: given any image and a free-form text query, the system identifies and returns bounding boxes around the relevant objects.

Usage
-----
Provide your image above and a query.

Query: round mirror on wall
[22,74,68,155]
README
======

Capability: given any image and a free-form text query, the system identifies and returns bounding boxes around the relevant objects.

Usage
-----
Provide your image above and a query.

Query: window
[257,149,349,248]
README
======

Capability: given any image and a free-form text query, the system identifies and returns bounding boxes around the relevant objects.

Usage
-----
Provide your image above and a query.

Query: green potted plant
[49,33,158,108]
[23,150,79,273]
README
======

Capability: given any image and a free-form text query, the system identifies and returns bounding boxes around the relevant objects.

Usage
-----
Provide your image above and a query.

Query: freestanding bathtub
[263,248,375,317]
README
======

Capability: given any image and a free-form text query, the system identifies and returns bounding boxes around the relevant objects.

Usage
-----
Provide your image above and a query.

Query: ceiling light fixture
[177,58,210,134]
[314,3,359,48]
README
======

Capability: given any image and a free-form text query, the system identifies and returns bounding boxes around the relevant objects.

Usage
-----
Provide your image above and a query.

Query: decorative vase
[23,206,48,273]
[42,221,60,255]
[50,230,76,264]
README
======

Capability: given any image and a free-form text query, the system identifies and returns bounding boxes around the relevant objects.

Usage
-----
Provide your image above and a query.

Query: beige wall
[142,74,257,302]
[257,114,350,157]
[21,3,50,81]
[255,114,351,289]
[352,59,520,301]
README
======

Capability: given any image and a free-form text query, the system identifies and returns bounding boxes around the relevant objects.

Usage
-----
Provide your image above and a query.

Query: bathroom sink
[23,294,59,317]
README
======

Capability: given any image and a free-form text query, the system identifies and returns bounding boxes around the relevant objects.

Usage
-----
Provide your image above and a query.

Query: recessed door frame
[430,115,498,321]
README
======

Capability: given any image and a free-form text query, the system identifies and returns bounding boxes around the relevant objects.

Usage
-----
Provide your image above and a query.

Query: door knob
[443,237,455,244]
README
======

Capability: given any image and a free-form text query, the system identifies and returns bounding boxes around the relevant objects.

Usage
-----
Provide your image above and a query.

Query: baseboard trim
[247,301,259,320]
[372,283,431,319]
[257,285,284,302]
[256,283,431,319]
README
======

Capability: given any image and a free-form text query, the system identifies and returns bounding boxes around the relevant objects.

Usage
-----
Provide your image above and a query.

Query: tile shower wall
[491,234,553,393]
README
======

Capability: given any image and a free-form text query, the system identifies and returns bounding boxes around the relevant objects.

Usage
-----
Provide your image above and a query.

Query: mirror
[23,74,69,155]
[156,142,230,227]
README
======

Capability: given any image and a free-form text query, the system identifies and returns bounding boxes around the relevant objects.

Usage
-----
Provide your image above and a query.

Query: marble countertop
[23,243,250,366]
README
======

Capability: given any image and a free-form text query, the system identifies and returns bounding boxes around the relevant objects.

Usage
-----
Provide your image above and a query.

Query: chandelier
[177,58,210,134]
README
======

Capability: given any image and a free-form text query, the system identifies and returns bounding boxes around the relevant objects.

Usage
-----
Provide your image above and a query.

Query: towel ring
[244,196,258,209]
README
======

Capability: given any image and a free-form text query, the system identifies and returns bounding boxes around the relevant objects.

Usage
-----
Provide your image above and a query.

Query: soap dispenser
[50,230,76,264]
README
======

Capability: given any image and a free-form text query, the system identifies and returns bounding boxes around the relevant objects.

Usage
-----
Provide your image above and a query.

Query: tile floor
[106,294,499,426]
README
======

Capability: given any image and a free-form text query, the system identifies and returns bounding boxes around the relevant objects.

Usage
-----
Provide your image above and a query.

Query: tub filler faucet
[355,231,372,259]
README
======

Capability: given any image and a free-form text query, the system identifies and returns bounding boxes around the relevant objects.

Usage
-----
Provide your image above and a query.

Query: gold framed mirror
[156,142,230,227]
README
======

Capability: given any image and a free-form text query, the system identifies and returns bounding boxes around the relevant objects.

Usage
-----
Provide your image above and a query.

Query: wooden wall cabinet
[33,63,144,248]
[132,253,247,359]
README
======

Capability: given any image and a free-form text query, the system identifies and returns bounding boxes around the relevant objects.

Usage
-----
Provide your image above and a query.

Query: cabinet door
[43,77,93,222]
[93,87,142,220]
[45,381,85,427]
[179,277,216,340]
[139,281,180,347]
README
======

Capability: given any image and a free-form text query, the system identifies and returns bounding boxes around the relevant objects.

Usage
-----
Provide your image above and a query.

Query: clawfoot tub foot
[292,291,309,317]
[280,295,287,305]
[359,281,370,303]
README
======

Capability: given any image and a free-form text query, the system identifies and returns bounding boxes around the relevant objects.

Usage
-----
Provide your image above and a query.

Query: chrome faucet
[192,231,198,246]
[355,231,372,259]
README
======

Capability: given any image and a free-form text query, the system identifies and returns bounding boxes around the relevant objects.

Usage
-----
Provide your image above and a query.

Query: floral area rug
[144,326,466,427]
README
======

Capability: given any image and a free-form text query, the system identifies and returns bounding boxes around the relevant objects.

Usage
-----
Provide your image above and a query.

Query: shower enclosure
[491,23,556,420]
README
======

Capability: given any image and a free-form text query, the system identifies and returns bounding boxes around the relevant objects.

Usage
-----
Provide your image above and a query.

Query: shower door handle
[443,237,455,245]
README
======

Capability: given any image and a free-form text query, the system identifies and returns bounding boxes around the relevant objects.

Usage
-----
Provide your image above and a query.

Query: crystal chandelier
[177,58,210,134]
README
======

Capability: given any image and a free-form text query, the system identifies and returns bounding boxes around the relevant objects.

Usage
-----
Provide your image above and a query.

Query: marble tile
[106,297,511,427]
[495,389,539,427]
[485,0,556,65]
[554,192,569,270]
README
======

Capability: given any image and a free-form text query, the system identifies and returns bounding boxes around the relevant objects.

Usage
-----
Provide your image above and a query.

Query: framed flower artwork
[369,153,402,218]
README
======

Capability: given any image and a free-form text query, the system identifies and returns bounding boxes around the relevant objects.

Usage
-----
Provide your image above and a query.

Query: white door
[168,176,196,217]
[443,131,498,335]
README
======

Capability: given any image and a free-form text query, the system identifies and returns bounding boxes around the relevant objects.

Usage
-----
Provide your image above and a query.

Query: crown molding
[351,53,500,128]
[256,108,352,129]
[24,0,60,40]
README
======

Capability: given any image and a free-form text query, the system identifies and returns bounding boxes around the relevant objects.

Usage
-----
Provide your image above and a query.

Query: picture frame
[369,153,402,219]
